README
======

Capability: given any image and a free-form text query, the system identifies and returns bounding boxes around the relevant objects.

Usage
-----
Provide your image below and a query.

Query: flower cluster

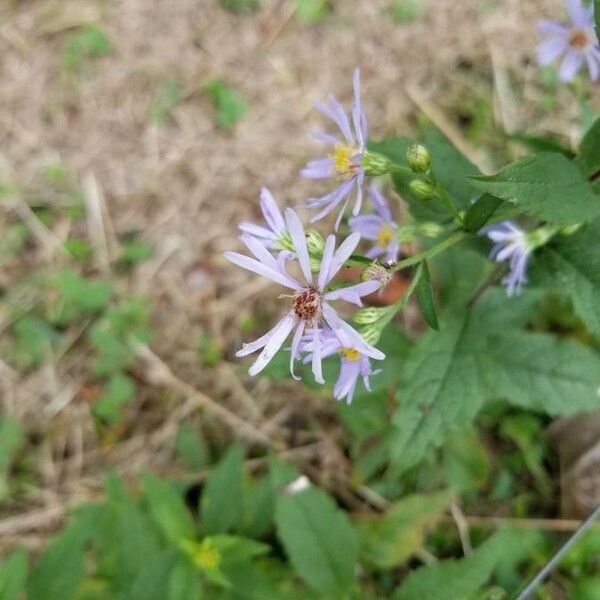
[226,70,396,403]
[537,0,600,82]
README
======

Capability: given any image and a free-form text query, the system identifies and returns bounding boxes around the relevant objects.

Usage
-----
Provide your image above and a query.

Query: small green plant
[62,25,113,71]
[391,0,422,24]
[204,79,248,131]
[296,0,332,24]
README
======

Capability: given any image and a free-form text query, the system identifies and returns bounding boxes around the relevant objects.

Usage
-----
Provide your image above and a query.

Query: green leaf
[0,417,23,500]
[595,0,600,42]
[149,78,182,124]
[12,316,58,367]
[142,474,196,544]
[443,428,490,494]
[28,507,99,600]
[94,373,136,421]
[201,444,245,535]
[483,331,600,415]
[576,116,600,177]
[391,0,422,24]
[390,289,600,471]
[463,194,502,232]
[0,549,28,600]
[175,422,210,470]
[52,269,113,322]
[204,79,248,131]
[62,25,112,71]
[415,262,439,330]
[296,0,332,23]
[532,220,600,333]
[167,558,202,600]
[358,492,452,569]
[275,487,359,595]
[470,153,600,226]
[393,529,518,600]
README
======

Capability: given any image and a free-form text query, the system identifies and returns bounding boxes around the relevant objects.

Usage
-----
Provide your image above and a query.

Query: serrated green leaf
[470,153,600,225]
[275,487,358,595]
[201,444,245,535]
[576,116,600,177]
[532,219,600,333]
[0,549,28,600]
[463,194,503,232]
[142,474,196,544]
[390,289,600,471]
[415,261,439,329]
[358,492,452,569]
[393,529,518,600]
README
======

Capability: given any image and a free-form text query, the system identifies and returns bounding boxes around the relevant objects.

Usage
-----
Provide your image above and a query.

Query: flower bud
[361,261,393,287]
[353,306,387,325]
[406,144,431,174]
[409,178,436,201]
[305,229,325,255]
[361,150,392,176]
[417,222,444,238]
[274,231,295,253]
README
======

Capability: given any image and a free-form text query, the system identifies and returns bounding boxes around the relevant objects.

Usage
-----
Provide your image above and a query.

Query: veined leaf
[393,529,519,600]
[201,444,245,535]
[533,219,600,334]
[275,487,359,595]
[470,153,600,226]
[576,116,600,177]
[358,491,452,569]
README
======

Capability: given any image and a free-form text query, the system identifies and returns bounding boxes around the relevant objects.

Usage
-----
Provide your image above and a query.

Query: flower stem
[391,230,468,272]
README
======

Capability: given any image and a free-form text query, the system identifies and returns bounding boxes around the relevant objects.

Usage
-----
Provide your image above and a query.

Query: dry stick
[130,339,282,450]
[450,501,473,556]
[439,514,600,533]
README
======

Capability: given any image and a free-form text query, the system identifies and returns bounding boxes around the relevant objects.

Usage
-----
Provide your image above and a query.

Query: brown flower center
[569,28,590,49]
[292,287,322,324]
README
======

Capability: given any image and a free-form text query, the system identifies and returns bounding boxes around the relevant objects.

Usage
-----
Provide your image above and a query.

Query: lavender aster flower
[301,329,381,404]
[301,69,368,230]
[239,188,287,249]
[483,221,532,297]
[224,208,384,381]
[348,185,399,263]
[537,0,600,82]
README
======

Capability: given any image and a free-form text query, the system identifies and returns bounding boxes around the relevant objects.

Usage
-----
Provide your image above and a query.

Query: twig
[450,501,473,556]
[130,339,283,450]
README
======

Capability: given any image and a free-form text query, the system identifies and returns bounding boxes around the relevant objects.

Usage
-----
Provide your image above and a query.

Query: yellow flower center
[569,28,590,49]
[331,144,357,177]
[193,539,221,570]
[377,224,395,247]
[340,347,360,362]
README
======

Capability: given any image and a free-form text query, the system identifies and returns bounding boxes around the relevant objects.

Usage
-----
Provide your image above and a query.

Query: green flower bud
[359,325,382,346]
[353,306,388,325]
[305,229,325,255]
[273,231,295,253]
[406,144,431,174]
[559,223,582,236]
[409,178,436,201]
[416,221,444,238]
[361,260,393,287]
[361,150,392,176]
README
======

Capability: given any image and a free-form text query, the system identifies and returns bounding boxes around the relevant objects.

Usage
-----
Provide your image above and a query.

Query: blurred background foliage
[0,0,599,599]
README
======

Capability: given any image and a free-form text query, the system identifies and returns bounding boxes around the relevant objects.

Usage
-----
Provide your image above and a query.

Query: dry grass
[0,0,598,552]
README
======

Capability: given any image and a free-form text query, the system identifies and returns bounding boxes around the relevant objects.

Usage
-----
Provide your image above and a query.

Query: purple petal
[241,234,279,270]
[537,37,569,66]
[328,232,361,282]
[537,19,569,36]
[301,158,335,179]
[312,131,339,144]
[236,329,273,357]
[324,280,381,305]
[559,49,584,81]
[352,68,365,147]
[224,251,302,290]
[567,0,593,27]
[334,360,360,403]
[352,176,364,216]
[315,98,353,144]
[289,321,305,381]
[311,327,324,384]
[260,188,285,234]
[284,208,313,284]
[322,304,385,360]
[586,48,600,80]
[334,196,352,232]
[368,185,392,221]
[318,235,336,292]
[248,315,297,376]
[239,222,277,242]
[308,179,355,225]
[348,214,384,239]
